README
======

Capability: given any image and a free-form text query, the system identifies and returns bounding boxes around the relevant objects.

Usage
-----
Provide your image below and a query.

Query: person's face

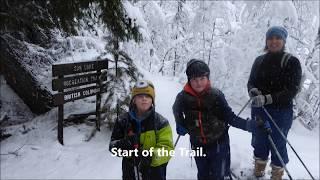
[133,94,152,113]
[266,36,284,53]
[190,76,209,93]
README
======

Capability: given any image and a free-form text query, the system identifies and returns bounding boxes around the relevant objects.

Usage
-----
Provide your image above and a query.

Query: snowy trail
[1,71,319,179]
[142,69,199,179]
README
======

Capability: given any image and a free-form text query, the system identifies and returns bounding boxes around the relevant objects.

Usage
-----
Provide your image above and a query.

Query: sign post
[96,69,102,131]
[58,75,64,145]
[52,59,109,145]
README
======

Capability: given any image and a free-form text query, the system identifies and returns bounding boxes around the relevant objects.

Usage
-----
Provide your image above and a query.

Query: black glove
[129,133,139,149]
[246,118,253,132]
[248,88,262,98]
[110,138,132,150]
[110,134,138,150]
[138,156,152,173]
[256,117,272,134]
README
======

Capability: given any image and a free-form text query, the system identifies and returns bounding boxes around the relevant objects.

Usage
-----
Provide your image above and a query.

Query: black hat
[186,59,210,80]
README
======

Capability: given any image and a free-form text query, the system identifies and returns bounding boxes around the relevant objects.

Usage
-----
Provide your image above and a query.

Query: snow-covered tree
[124,1,319,130]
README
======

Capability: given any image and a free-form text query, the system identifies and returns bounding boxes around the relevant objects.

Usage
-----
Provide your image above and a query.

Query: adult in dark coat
[247,26,302,180]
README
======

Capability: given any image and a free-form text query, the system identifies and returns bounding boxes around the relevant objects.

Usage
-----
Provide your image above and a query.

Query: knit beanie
[266,26,288,42]
[131,80,155,103]
[186,59,210,80]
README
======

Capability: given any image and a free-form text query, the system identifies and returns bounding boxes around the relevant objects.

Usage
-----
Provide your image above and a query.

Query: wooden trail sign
[52,59,109,145]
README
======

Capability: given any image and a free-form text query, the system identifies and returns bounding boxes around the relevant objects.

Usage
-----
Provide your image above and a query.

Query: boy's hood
[129,107,154,122]
[128,107,154,134]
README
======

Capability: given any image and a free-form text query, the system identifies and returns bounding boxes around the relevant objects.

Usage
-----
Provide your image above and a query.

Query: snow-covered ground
[0,76,35,125]
[1,70,319,179]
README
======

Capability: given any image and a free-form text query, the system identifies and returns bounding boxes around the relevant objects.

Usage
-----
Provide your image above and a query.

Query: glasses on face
[135,80,154,89]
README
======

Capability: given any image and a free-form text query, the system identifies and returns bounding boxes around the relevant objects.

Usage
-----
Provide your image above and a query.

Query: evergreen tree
[0,0,142,123]
[0,0,142,43]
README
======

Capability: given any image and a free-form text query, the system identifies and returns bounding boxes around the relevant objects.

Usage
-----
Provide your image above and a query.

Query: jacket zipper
[197,98,207,144]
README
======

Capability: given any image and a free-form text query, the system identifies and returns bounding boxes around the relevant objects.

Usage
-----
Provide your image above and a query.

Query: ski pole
[228,98,252,127]
[257,117,293,180]
[267,134,293,180]
[230,170,241,180]
[262,106,315,180]
[226,98,252,178]
[129,130,141,180]
[133,157,140,180]
[174,135,181,148]
[236,98,252,117]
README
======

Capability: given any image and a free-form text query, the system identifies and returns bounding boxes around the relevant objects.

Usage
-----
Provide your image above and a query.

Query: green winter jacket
[109,108,173,167]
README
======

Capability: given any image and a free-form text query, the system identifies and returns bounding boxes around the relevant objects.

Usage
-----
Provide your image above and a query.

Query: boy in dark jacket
[110,80,173,180]
[173,59,252,180]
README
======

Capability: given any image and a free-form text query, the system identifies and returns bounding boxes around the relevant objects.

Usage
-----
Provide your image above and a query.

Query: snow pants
[193,134,232,180]
[122,157,167,180]
[251,106,293,167]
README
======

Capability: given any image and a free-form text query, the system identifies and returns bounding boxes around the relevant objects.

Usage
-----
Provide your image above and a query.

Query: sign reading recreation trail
[52,59,109,145]
[52,73,102,91]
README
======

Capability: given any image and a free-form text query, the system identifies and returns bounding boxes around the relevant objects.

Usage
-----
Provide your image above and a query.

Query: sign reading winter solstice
[52,59,109,145]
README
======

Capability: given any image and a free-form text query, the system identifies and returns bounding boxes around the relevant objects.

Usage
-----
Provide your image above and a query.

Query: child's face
[133,94,153,113]
[190,76,209,93]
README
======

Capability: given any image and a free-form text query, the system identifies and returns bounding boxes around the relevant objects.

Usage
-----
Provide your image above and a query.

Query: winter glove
[251,94,273,107]
[256,117,272,133]
[109,134,138,151]
[138,156,152,173]
[176,124,188,136]
[128,133,140,149]
[109,138,132,151]
[248,88,262,98]
[246,118,253,132]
